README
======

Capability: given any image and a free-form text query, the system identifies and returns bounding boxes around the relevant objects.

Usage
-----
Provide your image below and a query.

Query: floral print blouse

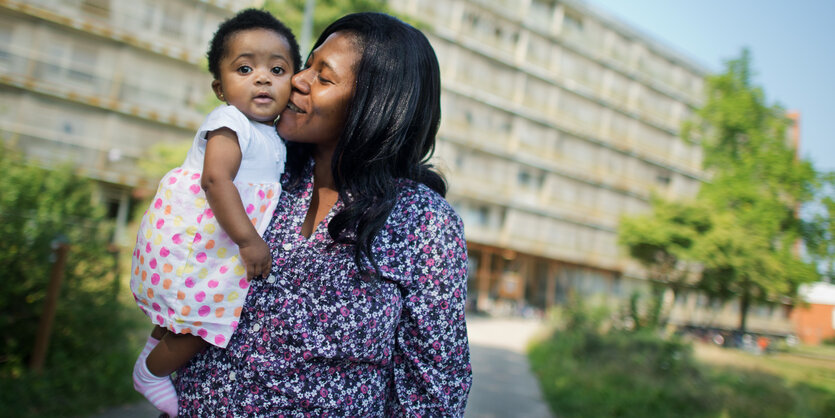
[174,160,472,417]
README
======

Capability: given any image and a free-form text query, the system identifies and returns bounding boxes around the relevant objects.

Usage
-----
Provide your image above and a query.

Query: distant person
[173,12,473,416]
[128,9,300,416]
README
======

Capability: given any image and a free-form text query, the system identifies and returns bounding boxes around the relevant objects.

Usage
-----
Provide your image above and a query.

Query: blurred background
[1,0,833,416]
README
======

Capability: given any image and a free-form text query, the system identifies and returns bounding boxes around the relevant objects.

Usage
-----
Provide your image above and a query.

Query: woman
[174,12,472,416]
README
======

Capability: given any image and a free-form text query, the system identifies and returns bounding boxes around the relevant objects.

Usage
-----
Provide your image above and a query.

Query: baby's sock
[133,341,178,417]
[139,335,160,361]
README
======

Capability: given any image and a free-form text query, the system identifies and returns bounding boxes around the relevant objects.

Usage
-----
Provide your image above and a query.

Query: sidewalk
[464,316,554,418]
[91,316,554,417]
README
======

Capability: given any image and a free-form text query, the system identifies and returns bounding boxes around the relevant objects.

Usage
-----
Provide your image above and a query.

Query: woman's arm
[386,196,472,417]
[202,127,272,279]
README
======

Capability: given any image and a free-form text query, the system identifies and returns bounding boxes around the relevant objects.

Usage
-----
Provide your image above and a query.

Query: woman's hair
[285,12,445,277]
[207,9,301,79]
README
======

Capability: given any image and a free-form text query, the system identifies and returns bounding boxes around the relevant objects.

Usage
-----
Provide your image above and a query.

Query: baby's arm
[202,127,272,279]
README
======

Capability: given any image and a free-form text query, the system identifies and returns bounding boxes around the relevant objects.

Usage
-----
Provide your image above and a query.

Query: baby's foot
[133,356,178,417]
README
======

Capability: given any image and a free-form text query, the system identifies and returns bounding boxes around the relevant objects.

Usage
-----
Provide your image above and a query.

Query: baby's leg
[146,333,210,376]
[134,330,207,417]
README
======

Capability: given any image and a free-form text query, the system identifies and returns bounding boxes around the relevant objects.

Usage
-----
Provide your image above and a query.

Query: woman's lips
[287,102,305,113]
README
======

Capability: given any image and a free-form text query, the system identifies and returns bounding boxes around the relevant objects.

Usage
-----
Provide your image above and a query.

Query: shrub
[0,146,144,416]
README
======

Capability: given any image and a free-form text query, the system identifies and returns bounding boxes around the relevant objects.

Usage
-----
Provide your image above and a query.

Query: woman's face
[277,31,360,154]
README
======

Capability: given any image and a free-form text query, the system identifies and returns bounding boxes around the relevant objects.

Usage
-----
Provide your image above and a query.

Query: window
[563,12,583,34]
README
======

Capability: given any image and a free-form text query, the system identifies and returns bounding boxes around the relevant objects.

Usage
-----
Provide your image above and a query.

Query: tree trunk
[738,291,750,333]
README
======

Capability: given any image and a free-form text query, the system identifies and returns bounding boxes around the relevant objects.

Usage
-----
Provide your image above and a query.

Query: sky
[584,0,835,173]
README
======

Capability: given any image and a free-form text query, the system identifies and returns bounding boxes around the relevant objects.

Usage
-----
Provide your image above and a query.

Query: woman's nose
[291,69,311,94]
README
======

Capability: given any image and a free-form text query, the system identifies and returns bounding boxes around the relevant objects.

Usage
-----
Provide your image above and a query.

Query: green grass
[529,328,835,417]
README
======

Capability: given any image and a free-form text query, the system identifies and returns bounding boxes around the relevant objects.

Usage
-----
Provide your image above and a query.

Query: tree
[264,0,393,52]
[803,172,835,282]
[620,50,819,332]
[618,198,710,327]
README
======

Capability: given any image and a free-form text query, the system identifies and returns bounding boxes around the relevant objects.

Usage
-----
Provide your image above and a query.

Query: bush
[530,300,835,417]
[0,146,144,416]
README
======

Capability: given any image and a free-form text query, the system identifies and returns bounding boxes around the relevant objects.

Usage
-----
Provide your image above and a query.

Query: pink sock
[133,338,178,417]
[139,335,160,360]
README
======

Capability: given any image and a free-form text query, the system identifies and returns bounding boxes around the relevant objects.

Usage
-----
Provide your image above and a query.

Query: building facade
[389,0,707,311]
[0,0,260,243]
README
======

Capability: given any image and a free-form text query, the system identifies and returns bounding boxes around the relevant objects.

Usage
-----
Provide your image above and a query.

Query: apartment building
[387,0,710,312]
[0,0,260,243]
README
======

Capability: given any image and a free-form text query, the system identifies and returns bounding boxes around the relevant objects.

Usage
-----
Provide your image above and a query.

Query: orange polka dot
[177,290,185,300]
[181,305,191,316]
[266,189,274,199]
[180,328,191,335]
[234,307,242,317]
[260,204,267,213]
[140,255,145,264]
[250,217,257,226]
[215,307,225,318]
[141,271,147,281]
[134,266,139,275]
[163,263,173,273]
[162,279,172,289]
[164,205,172,215]
[206,240,215,250]
[147,288,154,299]
[213,293,224,303]
[193,321,203,327]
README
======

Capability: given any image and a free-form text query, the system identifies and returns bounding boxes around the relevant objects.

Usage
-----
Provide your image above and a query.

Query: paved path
[91,316,554,417]
[465,316,554,418]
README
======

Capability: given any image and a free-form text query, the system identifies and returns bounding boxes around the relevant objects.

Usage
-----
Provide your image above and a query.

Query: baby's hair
[207,9,301,80]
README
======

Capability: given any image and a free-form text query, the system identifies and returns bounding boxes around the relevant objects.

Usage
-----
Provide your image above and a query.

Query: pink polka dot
[214,335,225,345]
[196,252,207,263]
[154,198,163,209]
[156,314,164,324]
[155,219,164,229]
[194,233,202,244]
[149,258,157,269]
[191,173,201,180]
[197,328,208,338]
[258,190,266,199]
[198,305,210,317]
[195,291,205,302]
[167,307,175,317]
[150,273,160,285]
[205,209,214,218]
[168,176,177,185]
[145,243,152,253]
[246,204,255,214]
[239,278,249,289]
[159,247,170,257]
[152,303,161,312]
[185,277,195,288]
[172,234,182,244]
[219,266,229,274]
[208,280,219,288]
[189,184,201,194]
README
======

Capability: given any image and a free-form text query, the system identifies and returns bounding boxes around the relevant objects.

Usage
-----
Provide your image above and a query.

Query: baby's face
[212,28,294,125]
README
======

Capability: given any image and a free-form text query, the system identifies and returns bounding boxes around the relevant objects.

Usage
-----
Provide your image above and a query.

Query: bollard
[30,241,70,372]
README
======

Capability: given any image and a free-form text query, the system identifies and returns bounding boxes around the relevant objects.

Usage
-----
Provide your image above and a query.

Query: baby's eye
[237,65,252,74]
[271,66,285,75]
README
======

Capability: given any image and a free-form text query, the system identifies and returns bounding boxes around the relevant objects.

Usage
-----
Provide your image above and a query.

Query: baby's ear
[211,80,225,101]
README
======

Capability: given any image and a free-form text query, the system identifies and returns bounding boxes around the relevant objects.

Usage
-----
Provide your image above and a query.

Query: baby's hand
[238,238,272,280]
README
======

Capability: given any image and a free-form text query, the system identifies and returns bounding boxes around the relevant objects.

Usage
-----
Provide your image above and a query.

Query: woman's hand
[238,237,272,280]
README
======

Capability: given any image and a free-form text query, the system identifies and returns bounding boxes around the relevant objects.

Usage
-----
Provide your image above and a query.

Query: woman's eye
[237,65,252,74]
[317,75,332,84]
[272,66,285,75]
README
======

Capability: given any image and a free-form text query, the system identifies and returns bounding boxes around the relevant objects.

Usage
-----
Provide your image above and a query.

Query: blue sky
[585,0,835,173]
